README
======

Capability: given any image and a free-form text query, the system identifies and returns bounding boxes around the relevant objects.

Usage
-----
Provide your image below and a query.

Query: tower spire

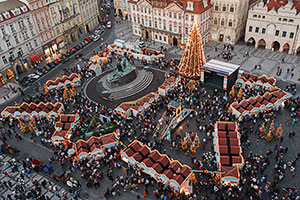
[178,22,206,80]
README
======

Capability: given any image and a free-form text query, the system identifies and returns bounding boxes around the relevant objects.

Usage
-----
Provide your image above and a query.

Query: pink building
[28,0,57,55]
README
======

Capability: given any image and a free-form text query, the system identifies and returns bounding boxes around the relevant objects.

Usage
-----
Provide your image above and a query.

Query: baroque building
[48,0,84,48]
[245,0,300,55]
[28,0,56,55]
[129,0,212,47]
[210,0,249,43]
[0,0,42,76]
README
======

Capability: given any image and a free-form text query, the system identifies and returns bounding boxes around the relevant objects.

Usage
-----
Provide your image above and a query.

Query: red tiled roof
[266,0,288,12]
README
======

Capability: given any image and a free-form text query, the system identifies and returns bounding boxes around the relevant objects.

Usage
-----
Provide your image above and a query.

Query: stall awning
[30,54,39,63]
[202,59,240,76]
[37,51,44,58]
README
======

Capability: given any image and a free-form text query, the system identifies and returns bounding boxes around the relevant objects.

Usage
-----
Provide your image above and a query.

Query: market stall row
[121,140,193,193]
[74,133,119,160]
[158,76,180,97]
[213,121,244,186]
[44,73,81,92]
[230,90,291,119]
[1,102,63,119]
[236,72,276,90]
[115,92,160,118]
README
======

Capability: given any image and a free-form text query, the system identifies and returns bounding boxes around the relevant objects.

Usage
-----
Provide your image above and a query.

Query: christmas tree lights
[178,22,206,80]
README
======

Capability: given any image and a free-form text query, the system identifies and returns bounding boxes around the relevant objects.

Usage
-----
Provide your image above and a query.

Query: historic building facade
[129,0,212,47]
[78,0,100,33]
[48,0,84,49]
[245,0,300,54]
[0,0,42,77]
[28,0,56,55]
[210,0,249,44]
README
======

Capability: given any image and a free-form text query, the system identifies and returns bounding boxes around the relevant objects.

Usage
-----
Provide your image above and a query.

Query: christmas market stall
[230,90,291,119]
[44,73,81,92]
[107,40,165,62]
[51,114,79,142]
[213,122,244,186]
[158,76,180,96]
[1,102,63,119]
[115,92,159,118]
[121,140,194,193]
[236,72,276,90]
[74,132,119,160]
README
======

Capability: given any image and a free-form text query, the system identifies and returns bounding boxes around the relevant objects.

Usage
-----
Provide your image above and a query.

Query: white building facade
[210,0,249,44]
[78,0,100,33]
[129,0,212,47]
[0,0,42,77]
[245,0,300,54]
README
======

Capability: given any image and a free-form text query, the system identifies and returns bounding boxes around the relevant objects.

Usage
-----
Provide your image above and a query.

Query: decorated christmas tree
[18,120,27,134]
[237,87,243,99]
[275,123,282,139]
[269,120,275,132]
[178,22,206,80]
[264,130,273,142]
[190,143,197,154]
[229,86,235,99]
[193,134,200,148]
[28,119,36,133]
[63,87,69,99]
[69,85,76,99]
[260,122,266,133]
[181,139,188,150]
[185,134,192,145]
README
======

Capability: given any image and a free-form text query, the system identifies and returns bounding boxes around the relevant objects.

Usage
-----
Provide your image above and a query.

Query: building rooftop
[0,0,25,13]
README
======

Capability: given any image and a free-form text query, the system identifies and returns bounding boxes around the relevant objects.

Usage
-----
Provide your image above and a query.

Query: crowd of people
[0,50,300,200]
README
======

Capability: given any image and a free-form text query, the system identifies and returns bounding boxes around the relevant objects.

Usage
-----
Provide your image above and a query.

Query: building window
[214,18,217,25]
[163,23,166,30]
[222,5,226,12]
[275,30,280,36]
[185,15,188,20]
[133,16,136,23]
[282,31,287,37]
[290,32,294,38]
[174,26,177,32]
[178,26,181,33]
[163,11,165,17]
[283,18,287,22]
[169,12,172,17]
[191,15,194,21]
[155,35,157,39]
[279,18,281,21]
[14,35,19,44]
[178,14,181,19]
[221,19,224,26]
[164,36,166,42]
[159,21,161,29]
[215,5,218,11]
[159,35,162,40]
[262,16,265,19]
[18,47,23,55]
[155,21,157,28]
[289,19,294,23]
[6,41,11,48]
[185,27,188,34]
[253,14,257,18]
[56,27,60,34]
[169,24,172,32]
[249,26,253,32]
[173,13,177,19]
[149,20,151,27]
[262,28,266,34]
[228,20,232,27]
[138,17,140,24]
[142,18,144,25]
[2,56,7,64]
[230,5,234,12]
[255,27,259,33]
[10,24,15,32]
[34,39,38,47]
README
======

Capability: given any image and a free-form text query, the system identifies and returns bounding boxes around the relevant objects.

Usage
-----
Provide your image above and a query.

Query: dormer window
[187,1,194,11]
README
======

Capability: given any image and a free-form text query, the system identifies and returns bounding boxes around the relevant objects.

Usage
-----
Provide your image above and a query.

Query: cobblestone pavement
[0,154,77,200]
